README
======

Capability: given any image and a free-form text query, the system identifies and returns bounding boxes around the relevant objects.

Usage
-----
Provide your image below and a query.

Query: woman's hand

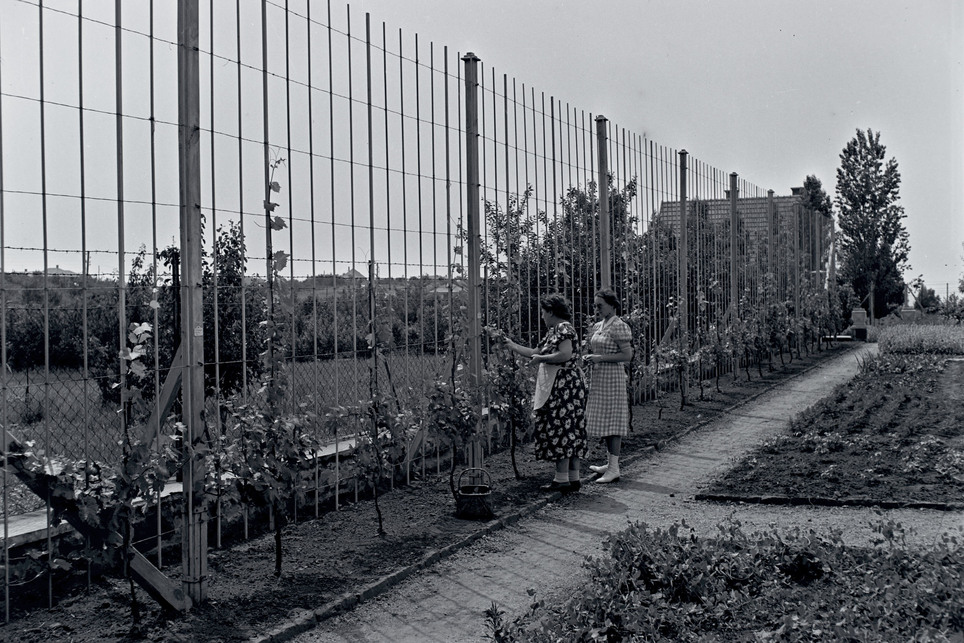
[582,353,597,365]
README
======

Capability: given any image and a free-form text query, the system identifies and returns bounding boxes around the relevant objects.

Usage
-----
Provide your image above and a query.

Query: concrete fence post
[595,116,611,291]
[729,173,739,321]
[678,150,688,337]
[462,52,483,474]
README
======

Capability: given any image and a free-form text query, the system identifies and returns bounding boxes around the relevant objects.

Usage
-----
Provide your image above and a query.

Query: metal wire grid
[0,0,833,618]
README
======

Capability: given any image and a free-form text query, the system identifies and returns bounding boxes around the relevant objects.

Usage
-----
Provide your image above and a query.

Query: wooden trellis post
[177,0,208,605]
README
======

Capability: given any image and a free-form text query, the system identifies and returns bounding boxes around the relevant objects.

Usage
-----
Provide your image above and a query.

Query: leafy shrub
[487,519,964,642]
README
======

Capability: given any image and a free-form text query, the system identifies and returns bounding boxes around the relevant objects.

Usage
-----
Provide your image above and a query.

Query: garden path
[284,343,964,643]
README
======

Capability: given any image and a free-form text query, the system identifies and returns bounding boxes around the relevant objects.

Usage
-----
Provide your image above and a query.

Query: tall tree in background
[959,242,964,294]
[802,174,832,217]
[801,174,833,284]
[835,128,910,321]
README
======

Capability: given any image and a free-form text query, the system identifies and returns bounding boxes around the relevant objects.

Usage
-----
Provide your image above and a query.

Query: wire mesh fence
[0,0,836,618]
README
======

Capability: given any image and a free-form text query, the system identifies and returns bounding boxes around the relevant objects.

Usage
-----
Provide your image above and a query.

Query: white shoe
[594,454,620,483]
[595,469,620,483]
[588,464,608,474]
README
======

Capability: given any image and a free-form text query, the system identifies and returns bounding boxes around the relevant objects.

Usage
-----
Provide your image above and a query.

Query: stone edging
[247,496,556,643]
[693,493,964,512]
[248,345,858,643]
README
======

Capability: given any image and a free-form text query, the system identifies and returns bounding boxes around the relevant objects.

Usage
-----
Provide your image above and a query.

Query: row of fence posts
[167,13,832,609]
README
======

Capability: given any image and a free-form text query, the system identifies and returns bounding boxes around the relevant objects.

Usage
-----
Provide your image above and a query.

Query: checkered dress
[585,316,632,438]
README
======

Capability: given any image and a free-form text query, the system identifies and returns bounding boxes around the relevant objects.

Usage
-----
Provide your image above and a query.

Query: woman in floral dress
[583,289,633,483]
[503,294,588,492]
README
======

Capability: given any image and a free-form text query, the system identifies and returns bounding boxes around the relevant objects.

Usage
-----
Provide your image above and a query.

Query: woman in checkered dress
[583,289,633,483]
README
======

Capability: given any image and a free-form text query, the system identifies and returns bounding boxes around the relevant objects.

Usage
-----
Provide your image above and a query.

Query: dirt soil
[0,343,855,643]
[707,354,964,505]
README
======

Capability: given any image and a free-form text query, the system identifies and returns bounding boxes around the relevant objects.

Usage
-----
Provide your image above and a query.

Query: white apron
[532,363,561,410]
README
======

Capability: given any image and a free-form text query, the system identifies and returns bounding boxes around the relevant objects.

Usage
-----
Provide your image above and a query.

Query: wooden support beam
[137,343,183,447]
[2,429,190,613]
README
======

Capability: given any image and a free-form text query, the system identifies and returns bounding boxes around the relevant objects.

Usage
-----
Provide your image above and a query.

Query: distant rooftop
[656,189,823,237]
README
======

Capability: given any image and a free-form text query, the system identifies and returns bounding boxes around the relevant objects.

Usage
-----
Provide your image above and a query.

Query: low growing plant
[488,518,964,641]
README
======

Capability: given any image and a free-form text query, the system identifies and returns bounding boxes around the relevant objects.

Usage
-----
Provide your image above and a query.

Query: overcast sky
[349,0,964,289]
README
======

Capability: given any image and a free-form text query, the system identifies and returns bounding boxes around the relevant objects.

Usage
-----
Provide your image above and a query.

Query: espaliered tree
[835,129,910,321]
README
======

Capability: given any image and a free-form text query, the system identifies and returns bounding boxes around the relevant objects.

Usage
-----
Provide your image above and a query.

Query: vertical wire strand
[485,64,495,349]
[430,43,438,364]
[366,11,377,433]
[235,0,248,404]
[112,0,128,595]
[208,0,224,545]
[285,1,297,431]
[398,28,410,485]
[512,78,521,335]
[588,111,596,298]
[235,0,249,536]
[327,0,340,510]
[415,35,426,478]
[348,7,359,432]
[414,33,424,367]
[445,47,454,377]
[0,0,7,620]
[260,0,273,403]
[502,73,511,338]
[150,0,164,561]
[348,7,361,504]
[382,21,393,487]
[38,0,54,607]
[521,83,530,339]
[308,0,320,518]
[78,0,93,588]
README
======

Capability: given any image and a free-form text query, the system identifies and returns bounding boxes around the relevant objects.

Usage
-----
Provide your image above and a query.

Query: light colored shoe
[588,464,608,474]
[594,454,620,483]
[595,469,620,483]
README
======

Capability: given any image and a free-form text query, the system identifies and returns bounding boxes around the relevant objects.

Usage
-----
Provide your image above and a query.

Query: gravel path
[287,343,964,643]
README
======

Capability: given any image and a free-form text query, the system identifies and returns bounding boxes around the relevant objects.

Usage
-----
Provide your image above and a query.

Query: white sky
[351,0,964,289]
[1,0,961,290]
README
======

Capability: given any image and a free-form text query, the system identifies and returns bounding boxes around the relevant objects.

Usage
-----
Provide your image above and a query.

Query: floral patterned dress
[532,322,588,462]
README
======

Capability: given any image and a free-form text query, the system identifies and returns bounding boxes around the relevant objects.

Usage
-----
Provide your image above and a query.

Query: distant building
[656,188,810,238]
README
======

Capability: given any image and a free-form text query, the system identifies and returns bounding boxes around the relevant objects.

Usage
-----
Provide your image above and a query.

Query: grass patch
[878,324,964,355]
[488,519,964,642]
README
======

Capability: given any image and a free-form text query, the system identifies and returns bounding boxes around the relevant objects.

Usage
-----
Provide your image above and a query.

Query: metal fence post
[829,217,836,287]
[793,202,801,319]
[766,189,775,283]
[177,0,207,605]
[462,52,483,473]
[729,173,739,321]
[595,116,611,290]
[678,150,688,335]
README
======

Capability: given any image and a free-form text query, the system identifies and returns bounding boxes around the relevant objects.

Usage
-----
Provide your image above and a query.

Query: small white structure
[851,308,868,341]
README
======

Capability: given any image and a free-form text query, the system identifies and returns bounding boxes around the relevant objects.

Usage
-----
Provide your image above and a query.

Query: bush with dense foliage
[487,519,963,642]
